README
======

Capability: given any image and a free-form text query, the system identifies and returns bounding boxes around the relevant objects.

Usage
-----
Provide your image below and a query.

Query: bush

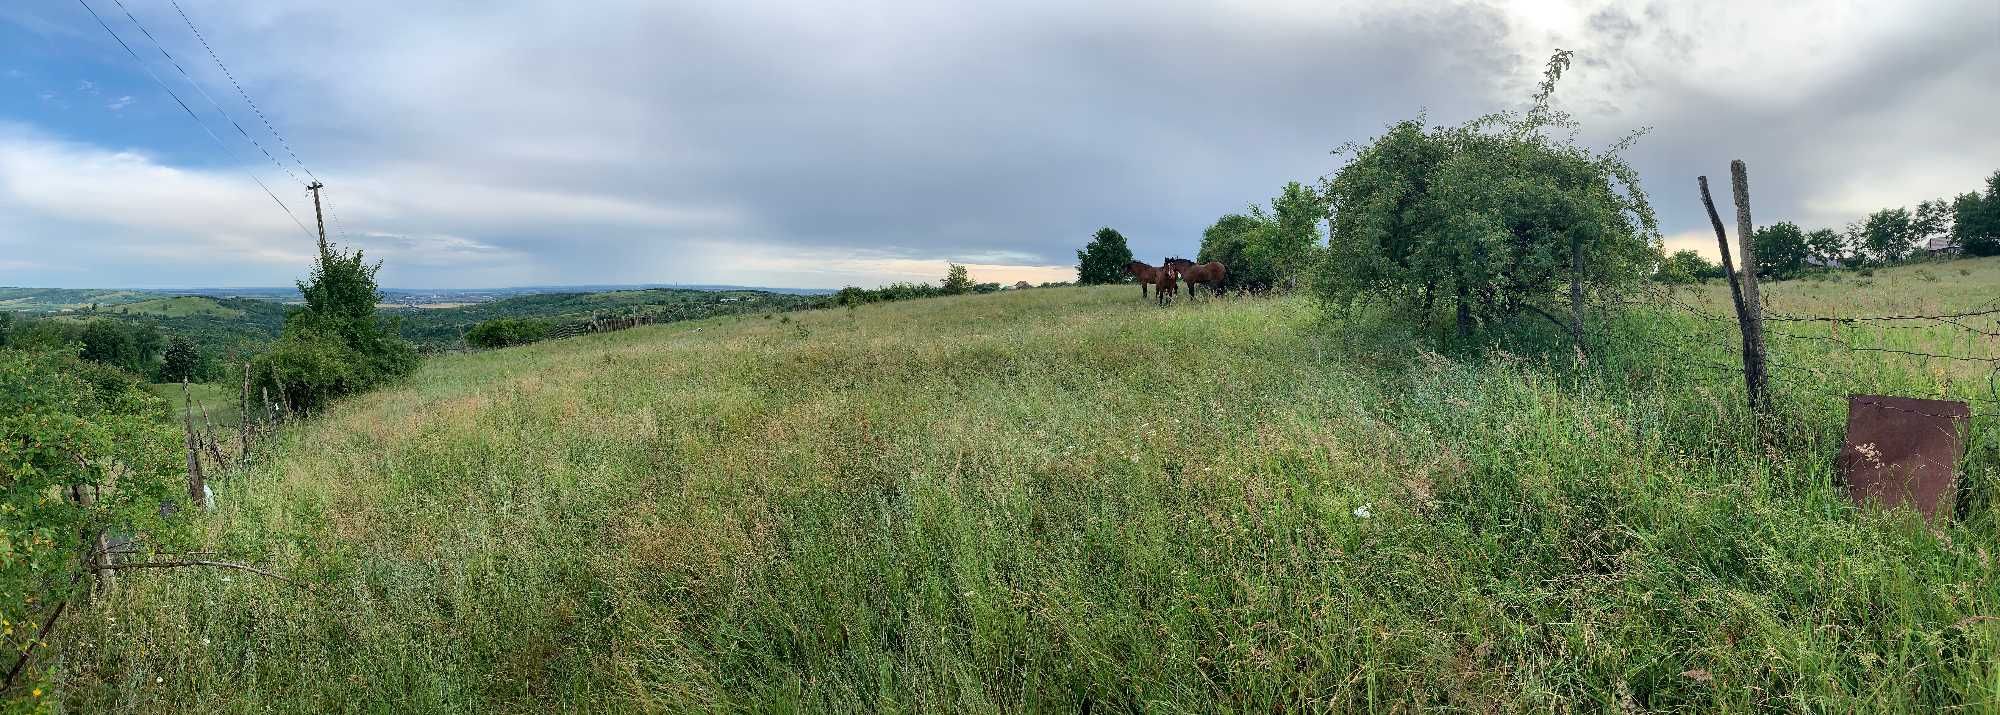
[1317,51,1658,335]
[465,318,553,349]
[253,239,418,415]
[1,347,187,701]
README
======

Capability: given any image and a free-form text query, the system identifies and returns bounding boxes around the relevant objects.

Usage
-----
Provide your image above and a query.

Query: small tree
[1318,50,1658,336]
[160,335,201,383]
[1955,170,2000,257]
[1654,250,1714,285]
[1075,227,1135,285]
[465,318,553,349]
[1859,207,1916,263]
[1805,228,1849,267]
[1751,222,1810,279]
[940,263,973,294]
[1197,212,1263,285]
[254,238,418,414]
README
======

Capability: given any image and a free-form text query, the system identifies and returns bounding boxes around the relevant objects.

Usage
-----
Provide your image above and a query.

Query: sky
[1,0,1996,290]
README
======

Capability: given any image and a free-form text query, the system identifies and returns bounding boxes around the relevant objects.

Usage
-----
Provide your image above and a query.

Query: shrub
[465,318,553,349]
[1317,51,1658,335]
[253,239,418,415]
[1,348,186,700]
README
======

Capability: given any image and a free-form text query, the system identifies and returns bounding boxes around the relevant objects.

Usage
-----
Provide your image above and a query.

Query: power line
[166,0,317,183]
[74,0,317,242]
[107,0,301,185]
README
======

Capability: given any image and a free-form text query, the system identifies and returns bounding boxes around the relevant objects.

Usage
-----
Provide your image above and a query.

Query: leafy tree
[1318,50,1659,335]
[0,311,13,347]
[1243,182,1325,289]
[1805,228,1849,267]
[254,238,418,414]
[1859,207,1915,263]
[1654,250,1714,285]
[79,320,139,372]
[1,348,187,698]
[1955,171,2000,257]
[1197,213,1264,285]
[971,282,1002,294]
[1075,227,1135,285]
[465,318,552,349]
[160,335,201,382]
[1912,198,1954,246]
[940,263,973,295]
[1751,221,1810,279]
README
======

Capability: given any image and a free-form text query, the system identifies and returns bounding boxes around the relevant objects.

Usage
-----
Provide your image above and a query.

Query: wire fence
[1618,281,2000,422]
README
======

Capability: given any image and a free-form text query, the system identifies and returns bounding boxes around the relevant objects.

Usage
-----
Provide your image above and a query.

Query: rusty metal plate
[1838,395,1970,521]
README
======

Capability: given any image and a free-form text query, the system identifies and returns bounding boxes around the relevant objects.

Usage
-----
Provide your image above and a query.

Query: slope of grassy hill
[54,266,1999,712]
[392,287,821,346]
[110,296,250,318]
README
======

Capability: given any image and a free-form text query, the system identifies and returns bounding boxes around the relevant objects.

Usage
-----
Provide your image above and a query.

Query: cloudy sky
[1,1,1995,289]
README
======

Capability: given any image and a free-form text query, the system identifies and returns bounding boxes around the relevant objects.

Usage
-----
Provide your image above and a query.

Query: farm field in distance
[57,258,1999,712]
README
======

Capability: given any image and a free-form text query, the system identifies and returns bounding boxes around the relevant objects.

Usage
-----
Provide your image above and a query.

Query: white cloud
[106,95,134,111]
[3,0,1994,288]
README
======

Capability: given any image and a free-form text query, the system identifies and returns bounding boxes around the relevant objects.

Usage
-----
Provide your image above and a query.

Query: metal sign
[1838,395,1970,522]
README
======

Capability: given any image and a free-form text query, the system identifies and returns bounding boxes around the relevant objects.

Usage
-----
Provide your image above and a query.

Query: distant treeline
[1658,169,2000,283]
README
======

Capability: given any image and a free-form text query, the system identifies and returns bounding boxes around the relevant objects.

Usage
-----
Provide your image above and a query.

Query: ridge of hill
[54,269,1999,712]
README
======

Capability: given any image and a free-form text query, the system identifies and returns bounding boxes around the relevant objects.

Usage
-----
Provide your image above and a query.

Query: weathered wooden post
[1729,160,1771,413]
[181,379,208,508]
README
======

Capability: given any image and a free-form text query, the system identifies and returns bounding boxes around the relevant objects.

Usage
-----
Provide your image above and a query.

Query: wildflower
[1352,504,1373,519]
[32,688,41,697]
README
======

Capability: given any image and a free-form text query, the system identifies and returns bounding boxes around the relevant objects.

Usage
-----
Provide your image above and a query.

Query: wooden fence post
[240,361,252,457]
[1729,160,1771,413]
[181,379,208,508]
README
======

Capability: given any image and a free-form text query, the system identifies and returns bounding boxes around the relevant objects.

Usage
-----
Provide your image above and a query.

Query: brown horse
[1124,261,1163,299]
[1154,263,1179,305]
[1167,258,1227,298]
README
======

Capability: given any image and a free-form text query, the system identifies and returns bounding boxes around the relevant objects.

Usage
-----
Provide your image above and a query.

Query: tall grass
[51,260,1999,712]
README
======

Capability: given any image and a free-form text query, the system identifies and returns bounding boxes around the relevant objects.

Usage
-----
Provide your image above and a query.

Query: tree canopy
[254,238,418,413]
[1075,227,1135,285]
[1317,50,1659,333]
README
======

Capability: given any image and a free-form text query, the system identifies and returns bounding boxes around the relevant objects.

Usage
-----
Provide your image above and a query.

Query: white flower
[201,637,211,646]
[1352,504,1373,519]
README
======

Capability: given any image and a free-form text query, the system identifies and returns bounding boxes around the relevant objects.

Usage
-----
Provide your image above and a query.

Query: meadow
[50,259,1999,712]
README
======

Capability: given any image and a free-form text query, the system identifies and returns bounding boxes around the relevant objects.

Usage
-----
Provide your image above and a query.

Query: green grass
[144,382,247,430]
[52,269,2000,712]
[112,297,248,319]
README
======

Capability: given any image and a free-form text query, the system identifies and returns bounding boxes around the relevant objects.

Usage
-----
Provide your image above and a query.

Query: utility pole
[306,180,328,257]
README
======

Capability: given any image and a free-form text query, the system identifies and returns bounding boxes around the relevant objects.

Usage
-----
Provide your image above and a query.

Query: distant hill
[392,287,822,345]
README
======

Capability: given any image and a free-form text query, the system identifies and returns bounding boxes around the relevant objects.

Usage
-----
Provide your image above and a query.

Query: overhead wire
[166,0,317,183]
[74,0,317,242]
[108,0,300,185]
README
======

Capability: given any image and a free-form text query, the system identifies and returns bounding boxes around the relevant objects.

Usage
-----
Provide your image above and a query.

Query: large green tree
[1197,213,1262,287]
[1751,221,1810,279]
[1241,182,1324,290]
[1318,50,1659,336]
[1955,170,2000,257]
[1075,227,1135,285]
[1859,207,1915,263]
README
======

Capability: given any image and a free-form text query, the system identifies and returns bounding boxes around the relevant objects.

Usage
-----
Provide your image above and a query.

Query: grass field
[144,381,246,429]
[112,296,249,319]
[54,259,2000,712]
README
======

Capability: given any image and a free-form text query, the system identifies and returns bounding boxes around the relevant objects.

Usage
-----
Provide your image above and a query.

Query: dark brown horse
[1124,261,1163,299]
[1166,258,1227,298]
[1154,263,1179,305]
